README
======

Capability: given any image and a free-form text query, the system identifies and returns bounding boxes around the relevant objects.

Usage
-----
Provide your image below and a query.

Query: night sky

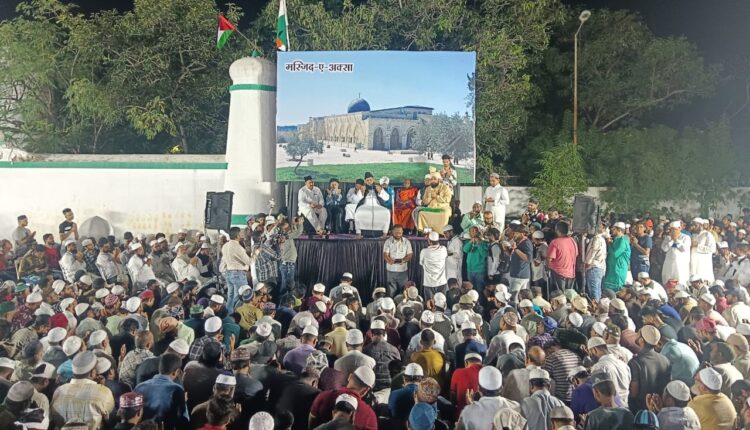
[2,0,749,139]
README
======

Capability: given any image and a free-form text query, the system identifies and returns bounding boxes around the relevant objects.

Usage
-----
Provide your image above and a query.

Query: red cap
[139,290,154,300]
[120,392,144,408]
[695,317,717,333]
[104,294,119,308]
[49,313,69,329]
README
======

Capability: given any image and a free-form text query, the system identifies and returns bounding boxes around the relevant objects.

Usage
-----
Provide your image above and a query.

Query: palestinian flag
[275,0,290,51]
[217,15,236,49]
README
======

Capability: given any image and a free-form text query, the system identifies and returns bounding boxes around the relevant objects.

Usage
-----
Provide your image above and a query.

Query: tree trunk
[293,154,305,174]
[179,124,189,154]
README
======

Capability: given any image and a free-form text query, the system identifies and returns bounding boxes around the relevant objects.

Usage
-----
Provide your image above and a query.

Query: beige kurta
[417,183,453,233]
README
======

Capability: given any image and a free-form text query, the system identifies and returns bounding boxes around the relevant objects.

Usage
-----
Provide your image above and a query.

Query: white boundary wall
[1,159,226,239]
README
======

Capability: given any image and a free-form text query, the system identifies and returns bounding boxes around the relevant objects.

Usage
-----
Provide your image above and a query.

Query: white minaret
[224,56,281,225]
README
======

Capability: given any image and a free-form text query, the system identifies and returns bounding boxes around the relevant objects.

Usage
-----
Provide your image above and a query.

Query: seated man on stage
[417,170,453,234]
[410,173,430,229]
[324,178,347,234]
[354,185,391,238]
[379,177,394,210]
[393,178,419,234]
[345,179,366,232]
[297,175,327,235]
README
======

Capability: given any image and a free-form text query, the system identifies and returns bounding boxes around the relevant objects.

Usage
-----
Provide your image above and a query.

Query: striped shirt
[544,348,581,403]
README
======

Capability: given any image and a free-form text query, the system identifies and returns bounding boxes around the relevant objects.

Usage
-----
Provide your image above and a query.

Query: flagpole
[284,0,291,51]
[233,28,255,46]
[219,14,257,51]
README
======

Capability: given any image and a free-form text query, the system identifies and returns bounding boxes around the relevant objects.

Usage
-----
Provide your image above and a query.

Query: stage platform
[295,234,441,301]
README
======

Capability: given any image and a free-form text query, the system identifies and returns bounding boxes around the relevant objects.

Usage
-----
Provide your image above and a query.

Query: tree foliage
[413,113,474,163]
[285,132,324,173]
[544,9,717,132]
[530,141,587,214]
[581,119,735,214]
[504,8,722,186]
[0,0,243,153]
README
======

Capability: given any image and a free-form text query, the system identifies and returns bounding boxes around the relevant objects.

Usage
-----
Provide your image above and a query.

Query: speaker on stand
[205,191,234,295]
[571,194,598,296]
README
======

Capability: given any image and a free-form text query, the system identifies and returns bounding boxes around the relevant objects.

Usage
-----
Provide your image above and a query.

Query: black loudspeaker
[205,191,234,231]
[572,194,598,234]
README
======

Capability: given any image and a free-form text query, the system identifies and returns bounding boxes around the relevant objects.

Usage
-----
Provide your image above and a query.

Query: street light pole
[573,10,591,145]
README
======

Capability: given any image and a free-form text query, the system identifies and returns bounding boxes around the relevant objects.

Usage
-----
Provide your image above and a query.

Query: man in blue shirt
[454,321,487,369]
[134,353,189,430]
[388,363,424,421]
[509,224,533,303]
[656,337,699,386]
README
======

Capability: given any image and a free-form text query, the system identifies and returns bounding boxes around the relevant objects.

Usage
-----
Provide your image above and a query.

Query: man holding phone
[383,225,413,296]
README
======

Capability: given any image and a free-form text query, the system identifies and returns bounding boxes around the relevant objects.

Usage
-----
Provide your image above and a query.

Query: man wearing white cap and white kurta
[298,176,327,235]
[127,243,156,288]
[661,221,692,285]
[690,217,717,284]
[420,231,448,301]
[456,366,520,430]
[483,173,510,234]
[443,225,463,283]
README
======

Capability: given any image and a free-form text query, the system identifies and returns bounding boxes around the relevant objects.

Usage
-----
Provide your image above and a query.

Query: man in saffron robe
[394,179,419,233]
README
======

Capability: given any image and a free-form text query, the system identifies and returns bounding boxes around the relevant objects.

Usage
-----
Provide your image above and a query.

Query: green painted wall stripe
[229,84,277,92]
[0,161,228,170]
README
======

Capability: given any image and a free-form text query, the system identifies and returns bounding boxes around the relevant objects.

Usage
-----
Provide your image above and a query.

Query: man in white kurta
[484,173,510,233]
[444,225,463,283]
[690,217,716,283]
[661,221,692,284]
[354,192,390,236]
[345,180,365,222]
[127,243,156,287]
[297,176,327,233]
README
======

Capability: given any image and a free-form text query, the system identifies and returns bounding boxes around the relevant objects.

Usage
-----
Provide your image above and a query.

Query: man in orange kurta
[393,179,419,231]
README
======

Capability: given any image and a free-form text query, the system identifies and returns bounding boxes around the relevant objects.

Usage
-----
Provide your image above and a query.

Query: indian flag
[217,15,236,49]
[275,0,290,51]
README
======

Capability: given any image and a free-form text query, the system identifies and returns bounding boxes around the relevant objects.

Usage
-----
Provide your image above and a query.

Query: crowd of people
[2,185,750,430]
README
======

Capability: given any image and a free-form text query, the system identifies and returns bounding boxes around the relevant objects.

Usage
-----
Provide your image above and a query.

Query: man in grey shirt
[278,217,303,297]
[11,215,35,258]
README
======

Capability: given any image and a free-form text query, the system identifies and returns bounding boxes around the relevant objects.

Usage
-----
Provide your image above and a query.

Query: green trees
[413,113,474,164]
[1,0,564,162]
[530,142,587,214]
[516,8,730,213]
[580,120,735,213]
[0,0,242,153]
[284,133,323,173]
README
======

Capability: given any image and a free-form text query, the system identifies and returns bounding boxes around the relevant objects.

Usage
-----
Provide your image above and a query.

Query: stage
[295,234,445,302]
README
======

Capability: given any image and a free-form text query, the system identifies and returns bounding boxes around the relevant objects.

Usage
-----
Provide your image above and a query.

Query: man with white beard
[661,221,692,284]
[690,217,717,283]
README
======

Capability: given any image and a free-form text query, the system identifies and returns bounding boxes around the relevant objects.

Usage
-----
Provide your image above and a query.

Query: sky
[276,51,475,125]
